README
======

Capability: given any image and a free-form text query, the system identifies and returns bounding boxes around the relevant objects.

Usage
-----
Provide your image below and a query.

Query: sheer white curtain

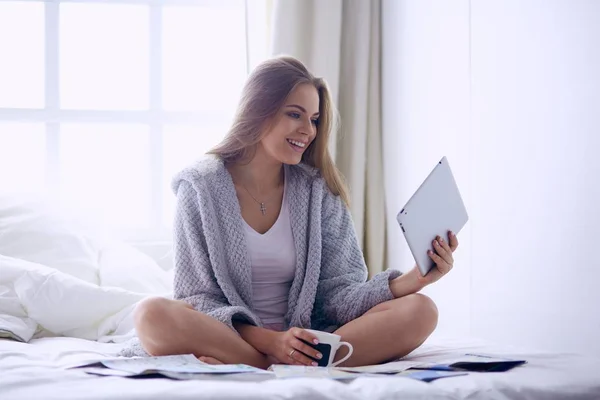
[270,0,387,276]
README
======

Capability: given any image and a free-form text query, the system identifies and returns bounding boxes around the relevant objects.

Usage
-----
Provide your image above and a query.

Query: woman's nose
[300,120,315,136]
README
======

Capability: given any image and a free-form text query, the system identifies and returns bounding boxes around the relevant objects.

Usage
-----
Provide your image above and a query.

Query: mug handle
[331,341,353,367]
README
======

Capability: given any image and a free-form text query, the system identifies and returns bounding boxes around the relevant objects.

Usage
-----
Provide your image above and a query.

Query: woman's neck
[229,152,283,193]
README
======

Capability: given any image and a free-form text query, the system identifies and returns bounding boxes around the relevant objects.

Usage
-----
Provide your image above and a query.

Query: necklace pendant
[260,203,266,216]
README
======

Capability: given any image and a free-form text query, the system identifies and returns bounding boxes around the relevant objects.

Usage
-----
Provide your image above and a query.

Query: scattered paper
[398,370,468,382]
[78,367,138,377]
[336,360,426,374]
[158,371,275,382]
[68,353,526,381]
[269,365,362,380]
[424,354,523,365]
[411,353,527,372]
[70,354,271,376]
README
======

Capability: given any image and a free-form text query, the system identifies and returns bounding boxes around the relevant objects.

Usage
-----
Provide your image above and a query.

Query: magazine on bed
[410,353,527,373]
[69,354,273,379]
[68,353,526,381]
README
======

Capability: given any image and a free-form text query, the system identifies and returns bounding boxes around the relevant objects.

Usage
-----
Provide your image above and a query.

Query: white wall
[382,0,472,339]
[469,0,600,356]
[383,0,600,356]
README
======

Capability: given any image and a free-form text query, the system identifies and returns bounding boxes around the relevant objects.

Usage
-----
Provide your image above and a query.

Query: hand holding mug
[269,327,323,366]
[302,329,353,367]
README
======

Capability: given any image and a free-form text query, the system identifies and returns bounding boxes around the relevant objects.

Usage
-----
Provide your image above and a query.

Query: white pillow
[0,254,144,342]
[0,194,100,284]
[0,193,172,293]
[97,240,171,294]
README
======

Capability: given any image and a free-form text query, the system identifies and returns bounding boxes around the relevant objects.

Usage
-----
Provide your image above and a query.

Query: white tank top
[243,175,296,326]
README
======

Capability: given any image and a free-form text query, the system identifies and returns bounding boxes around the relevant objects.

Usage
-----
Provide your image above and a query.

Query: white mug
[304,329,353,367]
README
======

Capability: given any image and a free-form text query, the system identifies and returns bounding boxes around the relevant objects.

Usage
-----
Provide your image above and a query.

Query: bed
[1,196,599,400]
[1,334,599,400]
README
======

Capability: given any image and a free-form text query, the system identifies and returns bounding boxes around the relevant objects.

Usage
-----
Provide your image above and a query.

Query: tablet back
[396,157,469,276]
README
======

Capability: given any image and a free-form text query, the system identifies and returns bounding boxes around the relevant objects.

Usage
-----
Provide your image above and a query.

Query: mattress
[1,335,599,400]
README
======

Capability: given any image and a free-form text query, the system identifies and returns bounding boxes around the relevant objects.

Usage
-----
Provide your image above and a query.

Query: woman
[133,56,459,369]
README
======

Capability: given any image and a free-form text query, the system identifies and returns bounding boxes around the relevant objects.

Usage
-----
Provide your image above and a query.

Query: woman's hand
[416,230,459,286]
[390,231,459,298]
[267,328,323,366]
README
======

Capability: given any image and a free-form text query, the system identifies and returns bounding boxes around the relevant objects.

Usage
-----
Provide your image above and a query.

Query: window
[0,0,270,242]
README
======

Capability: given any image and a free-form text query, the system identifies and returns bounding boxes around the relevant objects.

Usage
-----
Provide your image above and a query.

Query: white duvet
[0,194,172,344]
[2,336,600,400]
[1,195,600,400]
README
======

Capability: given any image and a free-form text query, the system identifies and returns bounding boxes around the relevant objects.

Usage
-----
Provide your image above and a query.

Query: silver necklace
[241,182,281,216]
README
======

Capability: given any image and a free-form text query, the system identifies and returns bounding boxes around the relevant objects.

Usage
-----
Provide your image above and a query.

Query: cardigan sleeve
[172,181,261,330]
[314,183,402,327]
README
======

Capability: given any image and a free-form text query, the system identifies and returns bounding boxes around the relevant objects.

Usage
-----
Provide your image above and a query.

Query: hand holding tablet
[396,157,469,277]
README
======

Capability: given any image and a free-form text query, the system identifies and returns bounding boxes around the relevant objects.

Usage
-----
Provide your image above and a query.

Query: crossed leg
[134,298,270,369]
[134,293,438,369]
[332,293,438,367]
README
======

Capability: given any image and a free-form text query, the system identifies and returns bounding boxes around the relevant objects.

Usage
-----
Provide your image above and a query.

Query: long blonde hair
[208,56,349,206]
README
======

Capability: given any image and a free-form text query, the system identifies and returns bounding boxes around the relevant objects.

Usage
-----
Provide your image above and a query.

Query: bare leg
[134,297,269,369]
[332,293,438,367]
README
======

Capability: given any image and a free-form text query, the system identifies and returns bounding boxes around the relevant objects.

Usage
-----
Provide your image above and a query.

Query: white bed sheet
[1,335,599,400]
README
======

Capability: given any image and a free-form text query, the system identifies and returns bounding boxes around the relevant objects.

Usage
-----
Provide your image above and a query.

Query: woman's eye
[288,112,301,119]
[311,119,319,126]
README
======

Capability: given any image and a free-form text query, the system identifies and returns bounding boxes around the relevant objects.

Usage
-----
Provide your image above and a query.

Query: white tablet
[396,156,469,276]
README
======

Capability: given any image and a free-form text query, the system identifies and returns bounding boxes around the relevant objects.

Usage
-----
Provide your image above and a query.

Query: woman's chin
[278,152,304,165]
[282,157,303,165]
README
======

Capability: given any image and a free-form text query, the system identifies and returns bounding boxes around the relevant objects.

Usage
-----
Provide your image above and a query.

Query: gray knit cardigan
[120,157,401,357]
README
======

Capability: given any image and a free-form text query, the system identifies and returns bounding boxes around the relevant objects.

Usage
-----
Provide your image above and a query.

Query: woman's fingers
[428,249,451,274]
[422,231,459,283]
[279,328,318,366]
[292,327,318,345]
[288,345,317,366]
[448,230,459,251]
[439,237,454,263]
[292,339,322,363]
[433,237,453,265]
[428,249,443,265]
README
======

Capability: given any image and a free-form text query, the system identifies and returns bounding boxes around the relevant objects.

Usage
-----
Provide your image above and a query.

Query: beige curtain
[270,0,386,276]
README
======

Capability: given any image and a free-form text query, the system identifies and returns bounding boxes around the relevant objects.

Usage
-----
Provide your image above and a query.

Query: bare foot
[198,356,224,365]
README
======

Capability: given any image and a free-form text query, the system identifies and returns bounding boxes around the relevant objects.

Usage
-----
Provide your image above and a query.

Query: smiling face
[258,83,320,165]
